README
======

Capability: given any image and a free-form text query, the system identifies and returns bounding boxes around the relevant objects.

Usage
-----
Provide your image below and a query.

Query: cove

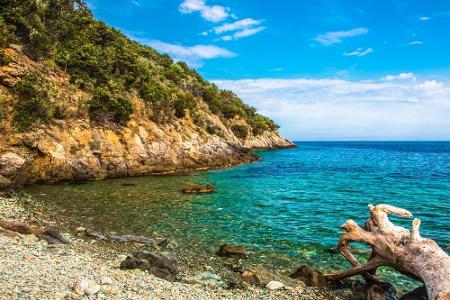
[22,141,450,292]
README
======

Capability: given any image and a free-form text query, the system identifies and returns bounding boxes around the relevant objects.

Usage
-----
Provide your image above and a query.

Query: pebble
[266,280,285,290]
[101,276,113,285]
[0,195,352,300]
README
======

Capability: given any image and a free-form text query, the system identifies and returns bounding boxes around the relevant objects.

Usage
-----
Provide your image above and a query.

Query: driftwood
[324,204,450,300]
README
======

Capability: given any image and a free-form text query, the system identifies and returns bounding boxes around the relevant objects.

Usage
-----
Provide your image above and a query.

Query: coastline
[0,194,360,300]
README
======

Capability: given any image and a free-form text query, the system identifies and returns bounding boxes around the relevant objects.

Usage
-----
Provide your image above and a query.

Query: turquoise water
[23,141,450,291]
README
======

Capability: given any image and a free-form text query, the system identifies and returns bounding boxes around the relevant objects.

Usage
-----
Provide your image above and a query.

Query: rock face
[0,120,293,186]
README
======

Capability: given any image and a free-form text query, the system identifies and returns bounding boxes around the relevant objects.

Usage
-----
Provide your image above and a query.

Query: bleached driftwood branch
[324,204,450,300]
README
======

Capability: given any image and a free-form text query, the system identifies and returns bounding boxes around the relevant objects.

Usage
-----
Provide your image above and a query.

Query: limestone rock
[0,152,25,178]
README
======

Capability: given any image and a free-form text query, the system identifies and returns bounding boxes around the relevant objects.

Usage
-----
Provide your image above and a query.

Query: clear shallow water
[23,141,450,291]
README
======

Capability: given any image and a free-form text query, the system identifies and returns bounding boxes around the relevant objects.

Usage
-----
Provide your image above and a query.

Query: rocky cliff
[0,46,293,187]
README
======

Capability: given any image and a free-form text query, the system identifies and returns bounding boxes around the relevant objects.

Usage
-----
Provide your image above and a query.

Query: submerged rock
[182,184,215,194]
[289,265,328,288]
[110,234,167,247]
[217,244,247,258]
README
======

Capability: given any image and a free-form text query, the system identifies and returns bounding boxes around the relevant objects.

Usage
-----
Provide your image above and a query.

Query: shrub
[0,50,11,65]
[231,124,249,139]
[174,93,196,118]
[206,125,224,137]
[0,17,13,47]
[12,74,53,131]
[88,88,133,124]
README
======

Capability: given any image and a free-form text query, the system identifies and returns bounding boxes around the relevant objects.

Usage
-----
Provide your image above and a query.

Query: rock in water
[110,234,167,247]
[290,265,328,288]
[266,280,284,290]
[182,184,215,194]
[217,244,247,258]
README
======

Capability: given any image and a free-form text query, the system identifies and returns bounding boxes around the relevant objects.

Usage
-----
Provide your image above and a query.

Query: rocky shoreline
[0,194,364,300]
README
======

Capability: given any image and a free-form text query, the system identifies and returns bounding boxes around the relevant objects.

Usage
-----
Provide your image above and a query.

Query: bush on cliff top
[11,74,54,131]
[88,88,133,124]
[0,0,278,135]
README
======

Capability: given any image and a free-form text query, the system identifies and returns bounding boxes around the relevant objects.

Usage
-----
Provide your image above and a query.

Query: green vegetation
[231,124,249,139]
[0,50,11,65]
[88,88,133,124]
[0,0,278,135]
[11,74,53,131]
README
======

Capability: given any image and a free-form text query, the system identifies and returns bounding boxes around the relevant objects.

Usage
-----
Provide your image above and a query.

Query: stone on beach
[120,250,179,281]
[241,266,278,287]
[217,244,247,258]
[290,265,328,288]
[266,280,284,290]
[85,230,107,240]
[73,278,101,296]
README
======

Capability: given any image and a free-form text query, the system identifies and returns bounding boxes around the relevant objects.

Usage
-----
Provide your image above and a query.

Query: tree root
[324,204,450,300]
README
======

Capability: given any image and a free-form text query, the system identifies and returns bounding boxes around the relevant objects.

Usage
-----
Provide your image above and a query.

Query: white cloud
[343,47,373,57]
[382,72,416,81]
[205,18,266,41]
[415,80,445,94]
[409,40,423,45]
[213,76,450,140]
[420,16,430,21]
[179,0,229,22]
[212,18,262,34]
[144,40,236,67]
[315,27,369,46]
[218,26,266,41]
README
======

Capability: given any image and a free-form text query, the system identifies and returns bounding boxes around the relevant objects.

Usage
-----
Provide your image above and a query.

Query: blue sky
[87,0,450,140]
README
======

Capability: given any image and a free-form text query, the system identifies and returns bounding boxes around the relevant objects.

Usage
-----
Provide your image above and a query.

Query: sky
[86,0,450,141]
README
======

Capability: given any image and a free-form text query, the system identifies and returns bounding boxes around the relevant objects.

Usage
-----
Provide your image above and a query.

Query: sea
[23,141,450,292]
